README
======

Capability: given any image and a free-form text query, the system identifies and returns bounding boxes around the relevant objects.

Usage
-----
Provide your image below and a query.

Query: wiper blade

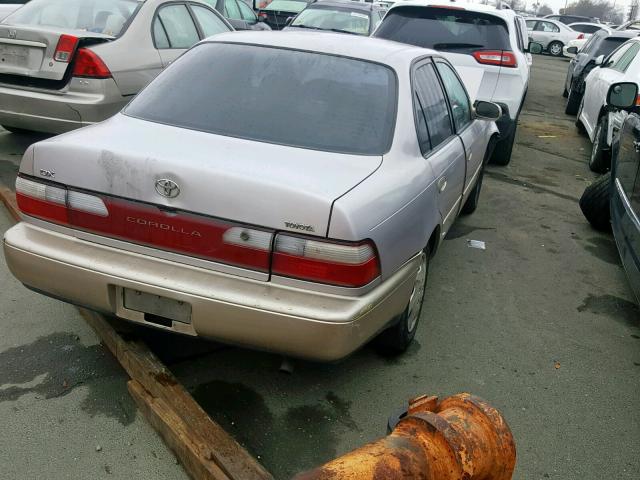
[292,24,323,29]
[327,28,359,35]
[433,43,485,49]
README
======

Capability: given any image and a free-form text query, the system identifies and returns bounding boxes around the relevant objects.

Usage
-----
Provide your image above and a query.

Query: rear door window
[535,21,559,32]
[157,4,200,48]
[191,4,230,36]
[224,0,242,19]
[374,7,510,54]
[596,37,629,57]
[237,1,258,22]
[611,41,640,72]
[126,43,397,155]
[606,42,635,67]
[413,63,452,149]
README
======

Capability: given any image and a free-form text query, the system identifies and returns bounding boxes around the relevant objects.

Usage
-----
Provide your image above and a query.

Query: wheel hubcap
[407,252,427,332]
[551,44,561,55]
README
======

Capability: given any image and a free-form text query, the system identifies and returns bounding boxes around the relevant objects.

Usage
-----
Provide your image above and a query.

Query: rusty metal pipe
[294,393,516,480]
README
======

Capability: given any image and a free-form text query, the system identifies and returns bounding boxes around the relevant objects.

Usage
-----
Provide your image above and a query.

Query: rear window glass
[125,43,397,156]
[263,0,307,12]
[597,37,629,56]
[2,0,140,36]
[291,7,370,35]
[374,6,510,53]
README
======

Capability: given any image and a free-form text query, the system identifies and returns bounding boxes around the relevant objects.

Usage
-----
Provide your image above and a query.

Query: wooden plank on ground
[0,185,19,221]
[79,309,274,480]
[128,380,231,480]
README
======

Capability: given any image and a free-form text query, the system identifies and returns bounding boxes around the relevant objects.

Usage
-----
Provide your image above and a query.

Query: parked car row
[1,0,532,360]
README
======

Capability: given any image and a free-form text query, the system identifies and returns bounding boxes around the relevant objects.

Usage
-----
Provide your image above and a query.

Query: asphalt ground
[0,54,638,479]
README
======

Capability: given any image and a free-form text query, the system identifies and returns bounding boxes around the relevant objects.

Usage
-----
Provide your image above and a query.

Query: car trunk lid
[30,115,382,240]
[0,25,112,83]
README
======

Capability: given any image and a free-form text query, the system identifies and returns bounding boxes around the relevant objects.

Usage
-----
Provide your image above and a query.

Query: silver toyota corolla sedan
[4,31,501,361]
[0,0,232,134]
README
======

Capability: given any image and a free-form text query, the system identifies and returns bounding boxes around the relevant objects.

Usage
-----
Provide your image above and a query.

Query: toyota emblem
[155,179,180,198]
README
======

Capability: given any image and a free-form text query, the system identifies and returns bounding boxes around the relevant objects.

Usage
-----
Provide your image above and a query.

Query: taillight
[577,33,585,40]
[258,11,268,18]
[272,234,380,287]
[53,34,79,63]
[472,50,517,68]
[72,48,111,79]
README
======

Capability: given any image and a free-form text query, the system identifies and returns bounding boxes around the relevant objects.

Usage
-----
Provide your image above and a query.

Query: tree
[564,0,621,22]
[503,0,524,10]
[537,4,553,15]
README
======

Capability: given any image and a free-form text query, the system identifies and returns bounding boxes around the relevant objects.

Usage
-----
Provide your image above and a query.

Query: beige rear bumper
[4,222,419,361]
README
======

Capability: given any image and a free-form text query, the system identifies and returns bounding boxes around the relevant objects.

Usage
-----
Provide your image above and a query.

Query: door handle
[437,177,447,192]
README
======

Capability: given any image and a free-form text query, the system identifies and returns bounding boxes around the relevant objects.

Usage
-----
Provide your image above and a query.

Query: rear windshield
[291,7,370,35]
[125,43,397,156]
[597,37,629,56]
[374,6,510,53]
[263,0,308,12]
[2,0,140,37]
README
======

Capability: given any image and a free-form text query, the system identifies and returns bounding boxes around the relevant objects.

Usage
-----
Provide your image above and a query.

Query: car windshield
[597,37,631,56]
[126,43,397,156]
[2,0,141,36]
[373,6,510,53]
[291,7,370,35]
[263,0,308,12]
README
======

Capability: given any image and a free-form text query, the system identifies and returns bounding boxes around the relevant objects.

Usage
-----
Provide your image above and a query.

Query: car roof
[386,1,516,20]
[309,0,377,11]
[204,30,436,67]
[610,30,640,39]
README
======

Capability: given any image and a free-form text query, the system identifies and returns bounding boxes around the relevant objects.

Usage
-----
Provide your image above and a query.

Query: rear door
[531,20,560,48]
[434,59,485,200]
[413,61,466,235]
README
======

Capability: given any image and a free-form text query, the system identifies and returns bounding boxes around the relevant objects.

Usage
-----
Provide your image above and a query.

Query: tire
[548,41,564,57]
[461,137,496,214]
[490,126,516,166]
[589,116,611,173]
[565,80,582,115]
[376,249,429,353]
[579,172,611,232]
[1,125,31,134]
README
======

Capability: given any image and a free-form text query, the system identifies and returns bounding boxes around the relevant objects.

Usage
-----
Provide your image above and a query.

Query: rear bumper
[3,221,419,361]
[0,77,127,134]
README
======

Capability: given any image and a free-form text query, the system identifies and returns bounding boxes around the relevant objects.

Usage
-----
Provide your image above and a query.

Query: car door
[612,114,640,298]
[582,41,635,135]
[413,61,466,235]
[434,60,485,200]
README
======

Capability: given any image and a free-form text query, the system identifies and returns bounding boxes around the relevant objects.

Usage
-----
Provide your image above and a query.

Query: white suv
[373,1,530,165]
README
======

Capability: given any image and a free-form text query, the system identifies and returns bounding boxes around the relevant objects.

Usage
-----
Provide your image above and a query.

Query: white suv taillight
[272,234,380,287]
[472,50,517,68]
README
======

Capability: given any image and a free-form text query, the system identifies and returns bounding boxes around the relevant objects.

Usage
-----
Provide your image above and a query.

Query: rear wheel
[580,172,611,231]
[548,41,563,57]
[589,116,611,173]
[376,249,429,353]
[565,80,582,115]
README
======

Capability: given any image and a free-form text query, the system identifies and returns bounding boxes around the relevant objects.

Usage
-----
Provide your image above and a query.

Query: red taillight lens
[577,33,585,40]
[472,50,517,68]
[53,34,79,63]
[258,11,268,18]
[72,48,111,79]
[272,234,380,287]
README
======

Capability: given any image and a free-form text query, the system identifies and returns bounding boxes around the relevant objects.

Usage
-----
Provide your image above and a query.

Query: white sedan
[526,17,580,56]
[577,37,640,172]
[563,22,612,57]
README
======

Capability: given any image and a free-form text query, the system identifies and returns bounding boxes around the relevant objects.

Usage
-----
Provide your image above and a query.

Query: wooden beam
[128,380,231,480]
[80,310,273,480]
[0,185,19,221]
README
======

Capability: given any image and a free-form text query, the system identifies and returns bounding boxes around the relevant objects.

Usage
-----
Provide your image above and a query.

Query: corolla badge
[155,179,180,198]
[8,30,16,40]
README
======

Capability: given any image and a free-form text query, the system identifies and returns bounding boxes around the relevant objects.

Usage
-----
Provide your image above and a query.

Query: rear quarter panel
[328,69,440,280]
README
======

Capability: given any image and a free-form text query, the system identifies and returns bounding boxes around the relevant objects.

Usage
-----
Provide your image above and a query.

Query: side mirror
[594,54,605,66]
[285,16,294,25]
[528,42,543,54]
[606,82,638,109]
[567,46,578,55]
[474,100,502,121]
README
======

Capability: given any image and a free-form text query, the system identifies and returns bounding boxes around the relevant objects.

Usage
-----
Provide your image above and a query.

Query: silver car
[0,0,232,134]
[4,32,500,361]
